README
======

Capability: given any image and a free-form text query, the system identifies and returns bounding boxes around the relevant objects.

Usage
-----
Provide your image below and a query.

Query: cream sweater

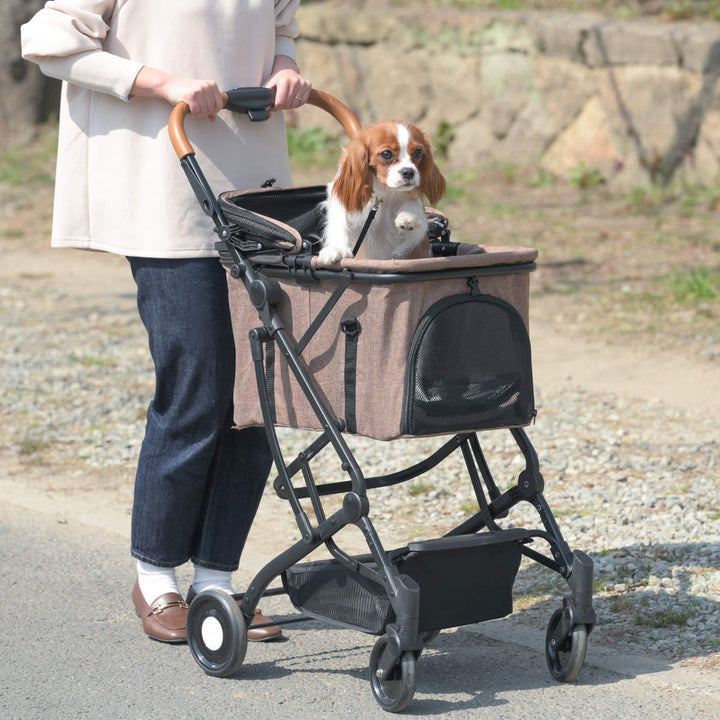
[21,0,300,258]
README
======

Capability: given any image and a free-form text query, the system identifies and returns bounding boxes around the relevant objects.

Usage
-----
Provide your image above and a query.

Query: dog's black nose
[400,167,416,181]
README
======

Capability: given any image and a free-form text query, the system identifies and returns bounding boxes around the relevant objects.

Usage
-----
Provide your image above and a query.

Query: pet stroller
[169,88,596,712]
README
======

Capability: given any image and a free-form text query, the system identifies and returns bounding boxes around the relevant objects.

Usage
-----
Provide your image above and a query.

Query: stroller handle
[168,87,362,160]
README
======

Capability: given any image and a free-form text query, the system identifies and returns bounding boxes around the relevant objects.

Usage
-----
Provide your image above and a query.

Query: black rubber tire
[545,608,588,682]
[187,590,247,677]
[369,635,418,713]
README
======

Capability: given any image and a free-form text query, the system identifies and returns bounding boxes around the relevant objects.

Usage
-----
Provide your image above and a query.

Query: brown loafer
[248,608,282,643]
[186,586,282,642]
[132,580,188,643]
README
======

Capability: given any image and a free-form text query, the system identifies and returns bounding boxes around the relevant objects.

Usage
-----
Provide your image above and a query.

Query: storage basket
[282,530,529,634]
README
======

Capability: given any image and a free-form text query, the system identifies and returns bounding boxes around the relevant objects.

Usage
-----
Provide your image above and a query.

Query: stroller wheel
[545,608,588,682]
[187,590,247,677]
[369,635,417,713]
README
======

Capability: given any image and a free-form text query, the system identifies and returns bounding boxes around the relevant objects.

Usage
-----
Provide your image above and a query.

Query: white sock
[191,566,235,595]
[136,560,180,604]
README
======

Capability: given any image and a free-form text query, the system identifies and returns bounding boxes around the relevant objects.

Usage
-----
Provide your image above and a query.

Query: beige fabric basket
[228,244,537,441]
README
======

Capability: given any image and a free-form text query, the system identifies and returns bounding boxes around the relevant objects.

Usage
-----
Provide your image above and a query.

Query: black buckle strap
[340,318,362,434]
[352,200,381,256]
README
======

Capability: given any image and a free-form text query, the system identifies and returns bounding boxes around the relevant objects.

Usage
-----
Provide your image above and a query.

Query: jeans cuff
[190,557,239,572]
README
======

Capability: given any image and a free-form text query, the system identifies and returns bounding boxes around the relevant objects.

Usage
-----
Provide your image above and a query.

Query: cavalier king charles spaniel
[319,120,446,263]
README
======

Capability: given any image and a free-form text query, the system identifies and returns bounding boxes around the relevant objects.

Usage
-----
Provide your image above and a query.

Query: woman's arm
[130,67,224,118]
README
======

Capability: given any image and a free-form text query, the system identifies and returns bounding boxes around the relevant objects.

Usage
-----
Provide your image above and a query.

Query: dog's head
[332,120,446,213]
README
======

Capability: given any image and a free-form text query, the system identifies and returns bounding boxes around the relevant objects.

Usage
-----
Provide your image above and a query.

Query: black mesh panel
[402,293,534,435]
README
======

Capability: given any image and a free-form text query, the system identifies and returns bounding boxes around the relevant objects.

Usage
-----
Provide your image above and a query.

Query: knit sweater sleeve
[20,1,143,101]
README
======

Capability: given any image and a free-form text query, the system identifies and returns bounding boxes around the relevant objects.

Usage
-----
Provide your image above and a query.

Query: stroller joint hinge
[518,468,544,498]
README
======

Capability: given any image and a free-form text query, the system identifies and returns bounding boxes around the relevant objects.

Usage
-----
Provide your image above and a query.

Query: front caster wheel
[369,635,417,713]
[187,590,247,677]
[545,608,588,682]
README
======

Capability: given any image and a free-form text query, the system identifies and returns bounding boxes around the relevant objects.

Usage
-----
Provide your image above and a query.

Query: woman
[21,0,311,643]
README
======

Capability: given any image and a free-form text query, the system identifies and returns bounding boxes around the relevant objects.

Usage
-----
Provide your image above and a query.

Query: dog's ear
[419,148,446,207]
[332,137,374,213]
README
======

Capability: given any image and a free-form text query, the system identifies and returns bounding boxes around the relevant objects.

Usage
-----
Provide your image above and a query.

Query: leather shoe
[186,586,282,642]
[132,580,188,643]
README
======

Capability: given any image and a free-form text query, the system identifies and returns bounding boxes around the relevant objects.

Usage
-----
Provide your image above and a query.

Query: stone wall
[295,3,720,188]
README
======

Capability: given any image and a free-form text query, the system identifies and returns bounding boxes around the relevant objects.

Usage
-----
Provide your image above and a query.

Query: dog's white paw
[395,211,420,233]
[318,246,352,265]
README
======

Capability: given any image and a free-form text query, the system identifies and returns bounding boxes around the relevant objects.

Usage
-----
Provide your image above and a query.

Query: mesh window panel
[402,293,534,435]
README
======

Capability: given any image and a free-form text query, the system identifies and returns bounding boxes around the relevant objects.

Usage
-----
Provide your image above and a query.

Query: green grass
[286,127,340,168]
[0,126,57,186]
[635,607,691,628]
[408,480,433,496]
[569,164,606,190]
[386,0,720,21]
[18,437,51,456]
[667,268,719,303]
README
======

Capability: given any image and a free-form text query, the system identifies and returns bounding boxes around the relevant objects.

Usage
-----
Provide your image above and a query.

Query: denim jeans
[127,257,272,570]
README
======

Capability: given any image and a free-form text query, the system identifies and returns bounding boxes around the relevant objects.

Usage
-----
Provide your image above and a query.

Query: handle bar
[168,87,362,160]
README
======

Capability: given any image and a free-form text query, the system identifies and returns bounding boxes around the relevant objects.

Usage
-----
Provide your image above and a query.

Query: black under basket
[283,529,529,635]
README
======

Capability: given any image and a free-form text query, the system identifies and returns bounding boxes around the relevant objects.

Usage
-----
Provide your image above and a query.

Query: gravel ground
[1,273,719,668]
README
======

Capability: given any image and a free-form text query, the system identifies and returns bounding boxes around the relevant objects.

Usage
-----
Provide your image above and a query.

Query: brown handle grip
[168,100,193,159]
[168,88,362,160]
[306,88,362,139]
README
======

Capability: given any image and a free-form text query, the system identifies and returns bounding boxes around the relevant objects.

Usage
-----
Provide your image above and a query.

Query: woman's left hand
[264,55,312,110]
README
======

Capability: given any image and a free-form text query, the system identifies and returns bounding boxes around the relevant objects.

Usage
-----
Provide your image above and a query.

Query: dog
[319,120,446,263]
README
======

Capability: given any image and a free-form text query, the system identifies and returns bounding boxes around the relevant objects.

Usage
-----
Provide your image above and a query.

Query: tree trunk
[0,0,61,149]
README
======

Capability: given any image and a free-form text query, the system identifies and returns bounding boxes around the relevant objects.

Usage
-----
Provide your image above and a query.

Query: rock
[540,95,622,180]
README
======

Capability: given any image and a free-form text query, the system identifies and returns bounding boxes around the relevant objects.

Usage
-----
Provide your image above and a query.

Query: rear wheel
[187,590,247,677]
[545,608,588,682]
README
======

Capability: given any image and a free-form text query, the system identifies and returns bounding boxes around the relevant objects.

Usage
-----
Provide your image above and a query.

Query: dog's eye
[379,150,394,161]
[412,147,424,160]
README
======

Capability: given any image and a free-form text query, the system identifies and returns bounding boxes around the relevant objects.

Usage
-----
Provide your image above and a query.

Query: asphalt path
[2,500,719,720]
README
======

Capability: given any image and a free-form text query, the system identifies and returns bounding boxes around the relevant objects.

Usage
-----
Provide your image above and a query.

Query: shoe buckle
[151,600,189,614]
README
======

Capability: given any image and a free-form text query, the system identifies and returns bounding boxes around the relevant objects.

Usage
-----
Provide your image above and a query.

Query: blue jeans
[128,257,272,570]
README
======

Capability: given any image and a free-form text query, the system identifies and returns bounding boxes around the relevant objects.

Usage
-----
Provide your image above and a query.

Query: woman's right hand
[131,67,224,119]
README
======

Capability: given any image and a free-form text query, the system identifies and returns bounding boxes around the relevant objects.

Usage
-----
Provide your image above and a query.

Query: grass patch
[286,127,340,168]
[68,353,117,368]
[408,480,433,496]
[667,268,719,303]
[19,437,51,456]
[569,164,605,190]
[635,607,691,628]
[386,0,720,21]
[0,125,57,187]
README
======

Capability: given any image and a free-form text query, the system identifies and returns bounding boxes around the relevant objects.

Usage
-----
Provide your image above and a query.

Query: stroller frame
[170,88,596,712]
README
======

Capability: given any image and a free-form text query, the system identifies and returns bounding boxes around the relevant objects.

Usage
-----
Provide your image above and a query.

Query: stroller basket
[224,194,538,441]
[283,529,529,635]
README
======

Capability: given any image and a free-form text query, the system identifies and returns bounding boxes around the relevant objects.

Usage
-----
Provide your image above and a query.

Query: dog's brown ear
[332,137,374,213]
[420,148,447,206]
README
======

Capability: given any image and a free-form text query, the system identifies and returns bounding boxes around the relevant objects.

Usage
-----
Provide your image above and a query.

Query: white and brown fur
[319,120,446,262]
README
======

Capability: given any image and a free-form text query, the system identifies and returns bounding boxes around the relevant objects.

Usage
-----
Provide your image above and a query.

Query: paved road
[2,500,719,720]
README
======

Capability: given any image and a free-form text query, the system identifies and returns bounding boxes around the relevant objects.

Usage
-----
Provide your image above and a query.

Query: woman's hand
[264,55,311,110]
[131,67,225,119]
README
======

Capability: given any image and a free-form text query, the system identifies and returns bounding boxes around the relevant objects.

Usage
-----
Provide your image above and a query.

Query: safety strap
[340,318,362,434]
[352,198,381,256]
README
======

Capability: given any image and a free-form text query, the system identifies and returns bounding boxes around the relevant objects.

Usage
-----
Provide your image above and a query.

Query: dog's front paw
[395,211,420,233]
[318,246,352,265]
